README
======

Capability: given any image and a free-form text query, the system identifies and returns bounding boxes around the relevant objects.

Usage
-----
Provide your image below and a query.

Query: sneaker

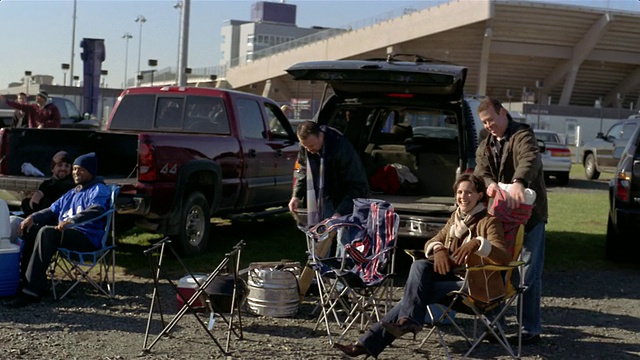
[508,333,541,346]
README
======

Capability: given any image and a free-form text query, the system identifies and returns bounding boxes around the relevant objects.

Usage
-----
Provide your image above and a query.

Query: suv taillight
[138,141,156,182]
[615,171,631,202]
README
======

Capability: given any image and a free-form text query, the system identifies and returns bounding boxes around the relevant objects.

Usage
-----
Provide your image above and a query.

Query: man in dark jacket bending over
[289,121,369,220]
[7,152,110,307]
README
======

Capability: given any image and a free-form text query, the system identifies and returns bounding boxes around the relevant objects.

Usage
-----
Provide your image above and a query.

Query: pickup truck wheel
[584,154,600,180]
[176,191,211,256]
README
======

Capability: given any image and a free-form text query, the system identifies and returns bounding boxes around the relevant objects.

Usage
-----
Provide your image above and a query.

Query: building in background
[220,1,334,66]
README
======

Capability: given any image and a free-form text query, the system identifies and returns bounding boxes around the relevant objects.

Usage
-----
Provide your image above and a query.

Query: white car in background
[534,129,572,186]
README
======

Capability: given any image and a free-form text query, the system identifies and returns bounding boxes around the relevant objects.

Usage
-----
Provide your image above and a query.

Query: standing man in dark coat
[474,97,548,345]
[289,120,369,220]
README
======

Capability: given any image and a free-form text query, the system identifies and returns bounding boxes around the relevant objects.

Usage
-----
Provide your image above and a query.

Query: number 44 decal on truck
[159,163,178,174]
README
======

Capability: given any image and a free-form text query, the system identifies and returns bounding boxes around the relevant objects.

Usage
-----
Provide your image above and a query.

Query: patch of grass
[114,213,307,279]
[545,191,609,270]
[570,163,614,181]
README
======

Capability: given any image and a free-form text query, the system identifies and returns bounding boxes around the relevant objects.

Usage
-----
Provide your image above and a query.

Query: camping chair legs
[49,245,116,300]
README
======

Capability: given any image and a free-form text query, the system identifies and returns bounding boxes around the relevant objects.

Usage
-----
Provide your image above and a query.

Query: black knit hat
[51,151,72,169]
[36,90,49,100]
[73,152,98,176]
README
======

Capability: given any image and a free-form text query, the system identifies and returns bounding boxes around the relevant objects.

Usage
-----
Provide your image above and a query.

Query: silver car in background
[534,129,572,186]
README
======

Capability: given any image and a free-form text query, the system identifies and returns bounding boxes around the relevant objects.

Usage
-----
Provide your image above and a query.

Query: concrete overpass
[216,0,640,111]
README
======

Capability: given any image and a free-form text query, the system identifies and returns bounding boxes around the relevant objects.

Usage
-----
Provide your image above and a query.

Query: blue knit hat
[73,152,98,176]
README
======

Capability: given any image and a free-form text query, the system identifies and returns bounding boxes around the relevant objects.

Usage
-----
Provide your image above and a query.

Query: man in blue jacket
[7,152,110,308]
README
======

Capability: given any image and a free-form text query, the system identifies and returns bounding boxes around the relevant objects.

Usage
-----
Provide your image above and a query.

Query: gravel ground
[2,179,639,360]
[1,267,639,360]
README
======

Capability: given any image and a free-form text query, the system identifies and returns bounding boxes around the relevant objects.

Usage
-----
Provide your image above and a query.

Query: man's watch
[512,178,528,187]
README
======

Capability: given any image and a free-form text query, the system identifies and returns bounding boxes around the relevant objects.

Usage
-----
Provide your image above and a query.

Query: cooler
[176,273,209,310]
[0,239,21,297]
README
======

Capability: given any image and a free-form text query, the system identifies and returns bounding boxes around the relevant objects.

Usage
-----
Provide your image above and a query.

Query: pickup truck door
[235,98,278,206]
[264,103,299,203]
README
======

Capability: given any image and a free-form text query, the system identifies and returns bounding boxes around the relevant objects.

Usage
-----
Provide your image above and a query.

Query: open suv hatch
[286,54,479,241]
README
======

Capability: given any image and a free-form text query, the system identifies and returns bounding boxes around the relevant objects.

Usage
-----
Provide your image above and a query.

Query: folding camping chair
[415,186,533,359]
[49,184,120,300]
[306,198,400,345]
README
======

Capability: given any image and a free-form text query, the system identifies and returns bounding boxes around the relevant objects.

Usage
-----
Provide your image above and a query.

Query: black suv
[286,55,480,242]
[606,123,640,262]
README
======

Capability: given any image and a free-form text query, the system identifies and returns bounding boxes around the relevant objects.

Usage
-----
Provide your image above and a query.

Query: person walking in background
[0,90,61,128]
[11,92,28,128]
[6,152,110,307]
[474,97,548,345]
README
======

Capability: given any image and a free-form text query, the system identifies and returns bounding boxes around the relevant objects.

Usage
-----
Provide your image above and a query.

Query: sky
[0,0,638,90]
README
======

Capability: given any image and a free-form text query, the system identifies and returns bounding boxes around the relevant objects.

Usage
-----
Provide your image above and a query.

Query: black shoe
[508,333,541,346]
[4,292,41,308]
[333,343,371,358]
[480,325,504,344]
[382,320,422,339]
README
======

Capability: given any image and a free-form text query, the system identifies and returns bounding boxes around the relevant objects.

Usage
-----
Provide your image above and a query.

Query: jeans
[357,260,461,357]
[23,226,97,296]
[519,221,545,335]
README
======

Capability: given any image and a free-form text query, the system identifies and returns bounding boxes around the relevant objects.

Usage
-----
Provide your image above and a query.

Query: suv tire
[605,216,624,262]
[175,191,211,256]
[556,172,570,186]
[584,153,600,180]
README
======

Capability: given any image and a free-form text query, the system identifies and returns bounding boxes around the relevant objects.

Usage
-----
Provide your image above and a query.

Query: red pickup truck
[0,86,299,255]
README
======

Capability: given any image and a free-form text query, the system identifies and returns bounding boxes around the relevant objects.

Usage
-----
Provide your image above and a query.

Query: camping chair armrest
[465,260,524,272]
[404,249,426,261]
[67,208,116,229]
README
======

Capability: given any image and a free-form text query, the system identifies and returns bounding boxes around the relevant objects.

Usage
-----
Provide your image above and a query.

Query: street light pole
[69,0,77,87]
[177,0,191,86]
[617,93,624,119]
[535,80,544,129]
[135,15,147,86]
[24,71,32,95]
[61,63,70,97]
[148,59,158,86]
[173,2,183,85]
[122,33,133,88]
